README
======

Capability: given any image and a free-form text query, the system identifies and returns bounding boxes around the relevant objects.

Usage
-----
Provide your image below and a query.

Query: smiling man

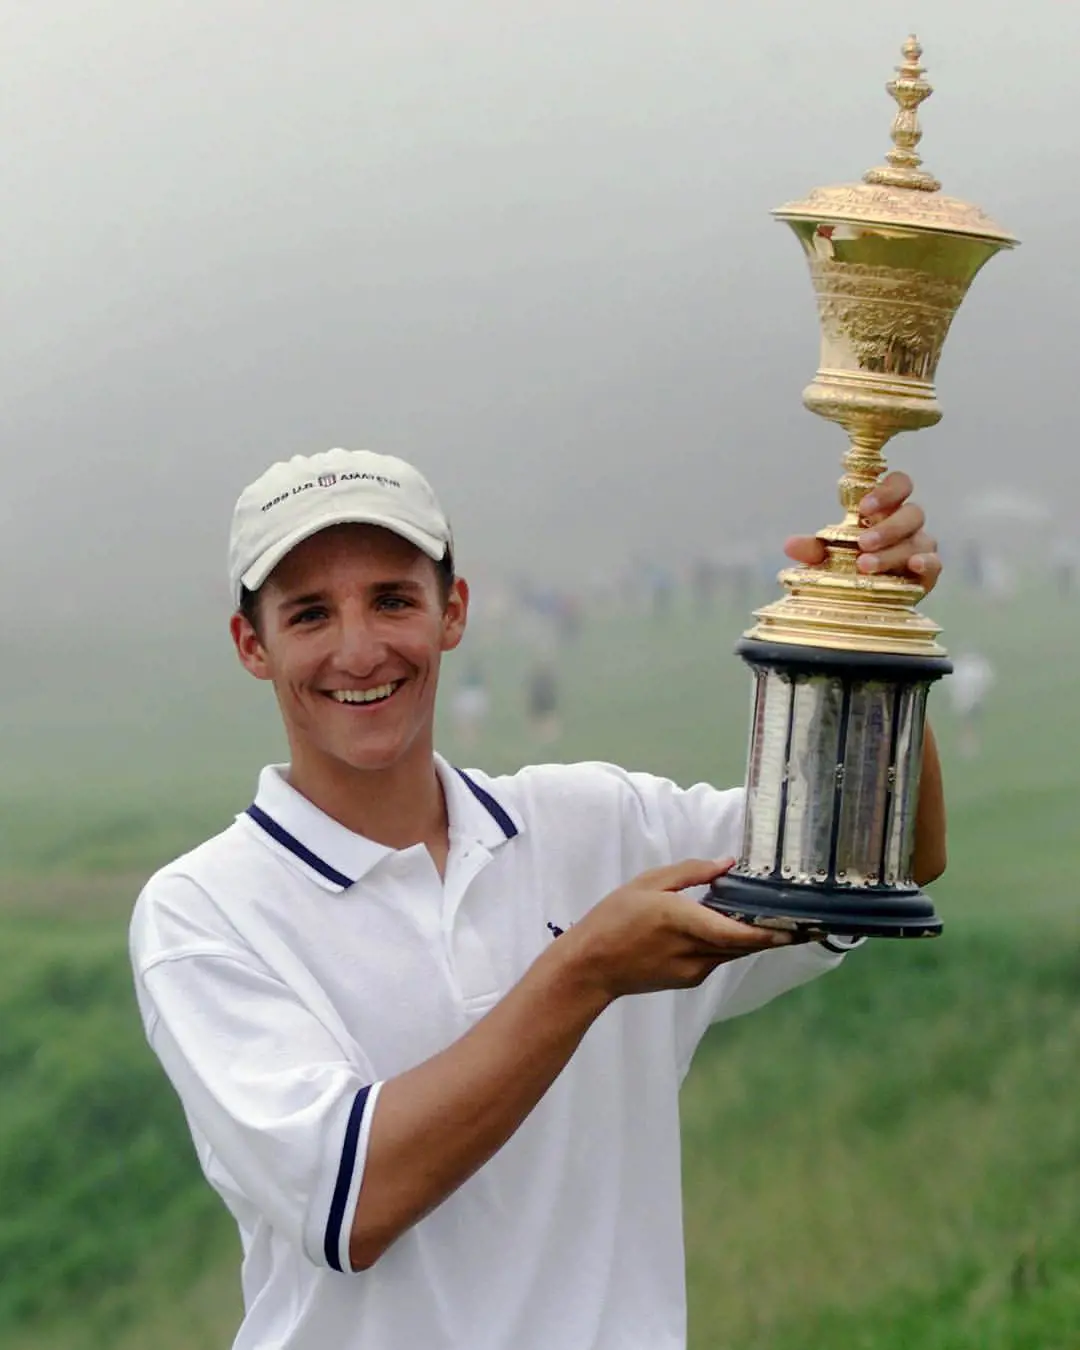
[130,447,945,1350]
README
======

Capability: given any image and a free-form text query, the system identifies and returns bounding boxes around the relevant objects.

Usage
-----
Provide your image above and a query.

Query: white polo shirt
[130,755,857,1350]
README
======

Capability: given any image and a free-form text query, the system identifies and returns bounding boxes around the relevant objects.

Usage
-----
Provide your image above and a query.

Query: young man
[130,447,946,1350]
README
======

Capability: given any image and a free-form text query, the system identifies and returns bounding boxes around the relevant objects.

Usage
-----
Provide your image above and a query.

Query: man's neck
[286,744,449,858]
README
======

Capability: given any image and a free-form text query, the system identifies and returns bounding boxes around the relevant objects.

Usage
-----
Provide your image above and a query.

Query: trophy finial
[863,35,942,193]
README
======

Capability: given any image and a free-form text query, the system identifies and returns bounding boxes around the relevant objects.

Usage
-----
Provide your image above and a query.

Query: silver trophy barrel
[883,685,927,887]
[711,642,948,936]
[782,675,845,884]
[835,680,900,887]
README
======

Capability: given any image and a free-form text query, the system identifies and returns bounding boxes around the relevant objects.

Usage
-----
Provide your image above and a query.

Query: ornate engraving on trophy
[808,260,968,382]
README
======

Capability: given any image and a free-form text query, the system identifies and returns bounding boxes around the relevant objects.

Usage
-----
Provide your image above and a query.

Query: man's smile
[325,680,406,706]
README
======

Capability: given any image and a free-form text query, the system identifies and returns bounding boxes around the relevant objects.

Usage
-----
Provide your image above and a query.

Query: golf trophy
[707,37,1016,937]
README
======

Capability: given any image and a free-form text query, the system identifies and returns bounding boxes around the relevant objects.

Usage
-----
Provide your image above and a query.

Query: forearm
[911,720,946,886]
[349,937,611,1269]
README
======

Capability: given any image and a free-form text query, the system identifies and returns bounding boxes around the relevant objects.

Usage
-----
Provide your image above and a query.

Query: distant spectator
[526,660,560,744]
[1050,541,1078,597]
[451,663,490,749]
[946,652,996,759]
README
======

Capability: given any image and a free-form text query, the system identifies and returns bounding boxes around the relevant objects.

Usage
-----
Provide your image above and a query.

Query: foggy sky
[5,0,1077,637]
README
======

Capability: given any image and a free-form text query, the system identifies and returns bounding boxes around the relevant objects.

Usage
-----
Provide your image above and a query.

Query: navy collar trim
[455,768,519,840]
[245,771,516,889]
[245,803,355,890]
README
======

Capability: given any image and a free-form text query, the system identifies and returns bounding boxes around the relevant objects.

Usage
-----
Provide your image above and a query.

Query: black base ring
[706,873,943,940]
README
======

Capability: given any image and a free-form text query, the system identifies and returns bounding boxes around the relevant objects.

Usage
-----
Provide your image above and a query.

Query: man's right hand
[561,858,794,1000]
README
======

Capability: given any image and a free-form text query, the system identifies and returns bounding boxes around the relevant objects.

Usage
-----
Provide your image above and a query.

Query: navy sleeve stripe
[245,805,355,890]
[455,769,519,839]
[324,1085,372,1272]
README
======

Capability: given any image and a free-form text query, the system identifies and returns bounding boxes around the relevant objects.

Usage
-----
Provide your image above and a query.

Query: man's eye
[377,595,411,611]
[290,607,327,625]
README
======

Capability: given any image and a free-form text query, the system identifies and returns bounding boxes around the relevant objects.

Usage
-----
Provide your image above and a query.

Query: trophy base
[705,873,942,939]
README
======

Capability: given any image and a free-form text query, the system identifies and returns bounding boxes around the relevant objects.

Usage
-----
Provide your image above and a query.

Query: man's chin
[339,749,403,774]
[328,735,415,775]
[295,716,430,777]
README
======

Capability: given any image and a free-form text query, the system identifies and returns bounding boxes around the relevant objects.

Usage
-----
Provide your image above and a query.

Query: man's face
[230,524,468,777]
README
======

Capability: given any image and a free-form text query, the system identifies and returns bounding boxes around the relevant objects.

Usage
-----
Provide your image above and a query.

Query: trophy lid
[774,36,1017,246]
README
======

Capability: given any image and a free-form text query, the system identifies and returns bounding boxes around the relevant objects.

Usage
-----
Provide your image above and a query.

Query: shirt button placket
[442,845,499,1012]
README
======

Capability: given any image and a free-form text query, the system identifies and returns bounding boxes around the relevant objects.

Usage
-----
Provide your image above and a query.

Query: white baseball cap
[228,448,452,605]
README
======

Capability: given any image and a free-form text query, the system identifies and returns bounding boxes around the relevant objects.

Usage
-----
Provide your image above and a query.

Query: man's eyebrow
[276,580,425,608]
[277,591,326,610]
[371,578,425,593]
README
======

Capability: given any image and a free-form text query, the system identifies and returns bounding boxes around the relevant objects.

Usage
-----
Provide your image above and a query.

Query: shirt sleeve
[620,771,862,1076]
[131,876,380,1274]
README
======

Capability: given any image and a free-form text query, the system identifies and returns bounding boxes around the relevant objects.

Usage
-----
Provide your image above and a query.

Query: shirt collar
[442,757,523,852]
[241,755,523,893]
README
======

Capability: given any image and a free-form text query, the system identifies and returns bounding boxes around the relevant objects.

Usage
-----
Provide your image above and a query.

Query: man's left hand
[782,470,942,596]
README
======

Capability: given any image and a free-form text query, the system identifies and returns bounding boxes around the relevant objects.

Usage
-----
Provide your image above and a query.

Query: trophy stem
[744,418,940,654]
[818,429,892,553]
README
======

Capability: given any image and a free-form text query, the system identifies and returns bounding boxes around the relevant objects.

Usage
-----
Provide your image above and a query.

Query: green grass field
[2,578,1078,1349]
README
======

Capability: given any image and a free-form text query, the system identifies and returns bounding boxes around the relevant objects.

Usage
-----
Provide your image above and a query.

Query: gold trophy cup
[707,37,1016,937]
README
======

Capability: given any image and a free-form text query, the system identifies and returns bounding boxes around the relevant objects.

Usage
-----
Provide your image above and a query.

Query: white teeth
[330,683,399,705]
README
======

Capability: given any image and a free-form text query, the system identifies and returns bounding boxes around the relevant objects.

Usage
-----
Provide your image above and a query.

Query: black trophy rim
[706,873,943,940]
[734,638,953,680]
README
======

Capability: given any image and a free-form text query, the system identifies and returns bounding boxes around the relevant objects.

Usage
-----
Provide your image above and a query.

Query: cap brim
[239,509,448,600]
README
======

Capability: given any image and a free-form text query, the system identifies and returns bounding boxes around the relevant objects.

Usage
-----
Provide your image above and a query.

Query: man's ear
[441,576,469,654]
[230,611,273,681]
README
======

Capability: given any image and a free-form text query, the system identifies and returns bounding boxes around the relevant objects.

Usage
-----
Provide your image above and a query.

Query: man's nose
[336,605,388,673]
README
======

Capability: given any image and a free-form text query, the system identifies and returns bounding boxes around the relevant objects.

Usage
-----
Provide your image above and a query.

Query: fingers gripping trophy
[707,37,1016,939]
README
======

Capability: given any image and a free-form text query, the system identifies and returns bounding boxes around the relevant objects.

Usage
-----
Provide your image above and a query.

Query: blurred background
[3,3,1079,1348]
